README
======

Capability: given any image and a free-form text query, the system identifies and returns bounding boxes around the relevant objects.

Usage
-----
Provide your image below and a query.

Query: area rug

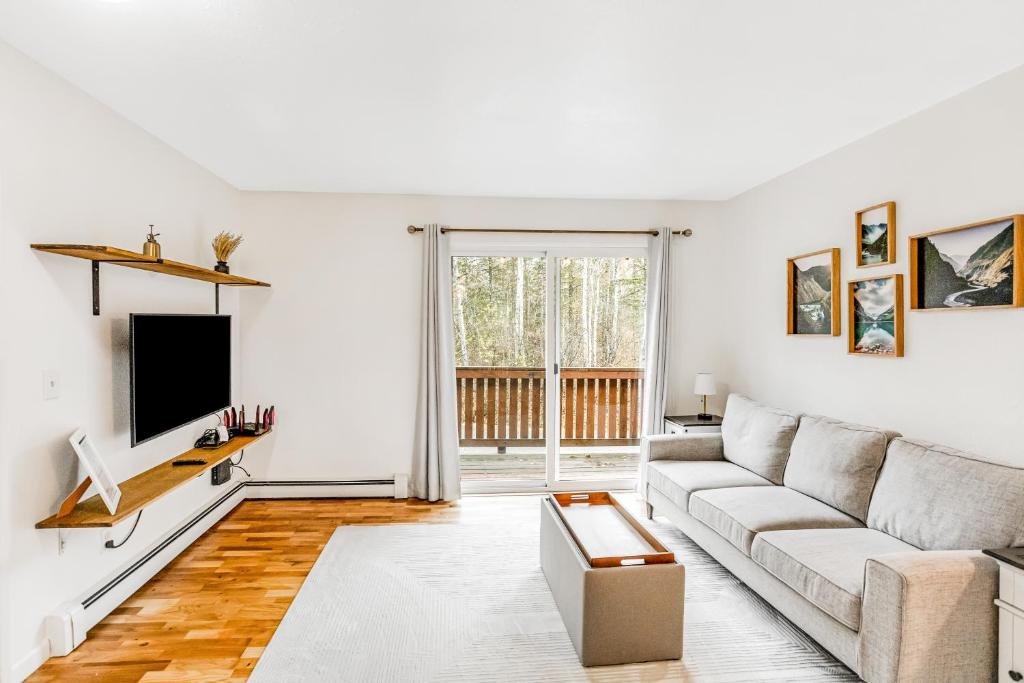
[251,496,857,682]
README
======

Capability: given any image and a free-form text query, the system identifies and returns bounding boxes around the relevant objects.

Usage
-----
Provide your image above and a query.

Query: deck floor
[460,446,639,481]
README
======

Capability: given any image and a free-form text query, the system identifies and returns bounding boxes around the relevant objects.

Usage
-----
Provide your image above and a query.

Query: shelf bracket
[215,283,220,314]
[91,260,100,315]
[89,257,165,316]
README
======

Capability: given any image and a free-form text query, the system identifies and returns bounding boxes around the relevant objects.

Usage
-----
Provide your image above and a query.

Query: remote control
[172,459,207,466]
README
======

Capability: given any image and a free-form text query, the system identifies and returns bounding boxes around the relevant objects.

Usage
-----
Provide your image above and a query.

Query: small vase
[214,261,229,273]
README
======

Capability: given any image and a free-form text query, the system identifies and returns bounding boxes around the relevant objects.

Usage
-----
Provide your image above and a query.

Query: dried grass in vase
[212,231,244,273]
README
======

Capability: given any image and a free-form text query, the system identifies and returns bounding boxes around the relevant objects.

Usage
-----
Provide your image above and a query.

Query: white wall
[10,25,1023,682]
[238,193,727,480]
[1,39,729,677]
[0,41,246,680]
[722,64,1024,464]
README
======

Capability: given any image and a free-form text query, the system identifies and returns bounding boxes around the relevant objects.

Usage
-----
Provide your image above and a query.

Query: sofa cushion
[688,486,863,556]
[752,528,919,631]
[646,460,773,511]
[721,394,800,485]
[783,415,898,522]
[868,438,1024,550]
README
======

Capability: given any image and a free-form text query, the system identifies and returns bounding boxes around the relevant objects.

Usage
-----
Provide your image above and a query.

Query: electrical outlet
[43,370,60,400]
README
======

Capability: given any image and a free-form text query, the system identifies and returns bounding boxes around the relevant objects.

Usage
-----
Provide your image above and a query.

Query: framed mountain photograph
[787,248,840,336]
[909,215,1024,310]
[849,274,904,357]
[856,201,896,267]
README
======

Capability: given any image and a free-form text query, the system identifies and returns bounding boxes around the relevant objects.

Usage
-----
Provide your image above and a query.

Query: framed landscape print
[787,248,841,336]
[856,201,896,267]
[849,274,904,357]
[909,215,1023,310]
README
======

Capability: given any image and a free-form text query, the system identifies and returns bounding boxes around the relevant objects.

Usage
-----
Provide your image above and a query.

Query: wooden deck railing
[455,367,644,447]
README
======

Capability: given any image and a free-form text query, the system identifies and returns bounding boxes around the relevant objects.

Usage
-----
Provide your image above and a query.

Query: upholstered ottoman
[539,492,685,666]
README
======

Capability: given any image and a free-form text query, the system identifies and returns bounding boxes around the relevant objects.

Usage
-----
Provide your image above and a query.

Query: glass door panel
[557,256,647,482]
[452,256,547,482]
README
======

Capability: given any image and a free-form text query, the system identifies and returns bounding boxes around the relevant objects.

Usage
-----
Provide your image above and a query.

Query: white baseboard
[245,480,397,499]
[10,639,50,683]
[31,475,406,679]
[394,473,409,499]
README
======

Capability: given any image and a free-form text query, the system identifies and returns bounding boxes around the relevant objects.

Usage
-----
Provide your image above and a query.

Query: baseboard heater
[86,481,248,608]
[246,479,395,486]
[46,476,405,658]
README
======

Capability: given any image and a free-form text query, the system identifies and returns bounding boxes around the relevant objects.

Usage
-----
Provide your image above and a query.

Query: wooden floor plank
[28,498,458,682]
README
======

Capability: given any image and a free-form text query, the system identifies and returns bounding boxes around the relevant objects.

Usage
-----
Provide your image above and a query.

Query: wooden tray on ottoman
[548,492,676,568]
[540,491,685,667]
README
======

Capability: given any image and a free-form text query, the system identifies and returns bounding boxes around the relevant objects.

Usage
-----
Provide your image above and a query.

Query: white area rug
[251,497,857,682]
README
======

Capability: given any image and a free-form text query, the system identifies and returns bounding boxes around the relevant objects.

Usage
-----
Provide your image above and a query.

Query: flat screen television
[129,314,231,447]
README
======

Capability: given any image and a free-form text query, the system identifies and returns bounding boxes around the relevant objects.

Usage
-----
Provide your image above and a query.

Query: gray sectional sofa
[641,394,1024,682]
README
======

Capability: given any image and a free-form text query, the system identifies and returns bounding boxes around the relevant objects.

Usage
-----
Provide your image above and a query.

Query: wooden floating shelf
[36,431,271,529]
[31,244,271,287]
[31,244,270,315]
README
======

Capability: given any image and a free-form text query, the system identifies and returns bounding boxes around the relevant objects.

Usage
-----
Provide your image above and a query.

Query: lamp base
[696,413,713,421]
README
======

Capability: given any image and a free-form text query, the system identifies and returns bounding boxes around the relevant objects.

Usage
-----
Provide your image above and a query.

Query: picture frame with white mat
[59,428,121,518]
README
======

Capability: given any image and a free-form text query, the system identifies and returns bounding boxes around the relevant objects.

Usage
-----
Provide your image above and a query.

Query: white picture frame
[69,428,121,515]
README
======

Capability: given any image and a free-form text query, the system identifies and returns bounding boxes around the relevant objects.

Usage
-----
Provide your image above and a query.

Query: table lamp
[694,373,716,420]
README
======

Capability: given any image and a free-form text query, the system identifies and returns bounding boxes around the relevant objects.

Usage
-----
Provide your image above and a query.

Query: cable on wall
[231,449,251,478]
[105,511,143,549]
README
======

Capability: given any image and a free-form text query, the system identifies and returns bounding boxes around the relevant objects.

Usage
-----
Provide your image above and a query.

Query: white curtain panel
[411,224,461,502]
[637,228,673,497]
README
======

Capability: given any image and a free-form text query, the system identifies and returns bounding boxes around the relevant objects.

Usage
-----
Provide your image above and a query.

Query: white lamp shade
[693,373,716,396]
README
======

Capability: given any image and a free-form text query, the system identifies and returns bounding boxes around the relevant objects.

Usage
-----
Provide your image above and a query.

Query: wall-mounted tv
[129,314,231,447]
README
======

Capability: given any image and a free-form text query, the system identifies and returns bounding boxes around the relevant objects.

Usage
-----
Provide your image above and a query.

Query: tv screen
[130,314,231,447]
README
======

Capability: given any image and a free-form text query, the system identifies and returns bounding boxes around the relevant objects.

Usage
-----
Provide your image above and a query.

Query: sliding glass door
[452,247,647,492]
[452,255,547,483]
[556,256,647,482]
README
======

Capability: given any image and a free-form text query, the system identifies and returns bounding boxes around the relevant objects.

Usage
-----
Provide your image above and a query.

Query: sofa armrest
[638,433,725,503]
[643,433,725,463]
[859,550,998,683]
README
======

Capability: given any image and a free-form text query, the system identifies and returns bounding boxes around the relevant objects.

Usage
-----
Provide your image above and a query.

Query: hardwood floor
[28,498,463,682]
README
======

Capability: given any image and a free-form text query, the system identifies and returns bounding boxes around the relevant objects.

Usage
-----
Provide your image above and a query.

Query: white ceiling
[3,1,1024,200]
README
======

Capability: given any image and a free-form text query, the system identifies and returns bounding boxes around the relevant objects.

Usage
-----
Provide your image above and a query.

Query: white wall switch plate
[43,370,60,400]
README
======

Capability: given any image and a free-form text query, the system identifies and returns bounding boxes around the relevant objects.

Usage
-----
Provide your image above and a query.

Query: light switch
[43,370,60,400]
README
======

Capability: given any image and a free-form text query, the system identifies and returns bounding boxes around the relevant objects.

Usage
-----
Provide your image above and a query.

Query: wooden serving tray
[547,492,675,568]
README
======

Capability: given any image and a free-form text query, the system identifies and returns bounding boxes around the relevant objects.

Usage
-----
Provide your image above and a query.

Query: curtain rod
[406,226,693,236]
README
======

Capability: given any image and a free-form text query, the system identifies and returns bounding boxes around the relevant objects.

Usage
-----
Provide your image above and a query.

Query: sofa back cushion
[783,416,898,522]
[867,438,1024,550]
[721,394,800,485]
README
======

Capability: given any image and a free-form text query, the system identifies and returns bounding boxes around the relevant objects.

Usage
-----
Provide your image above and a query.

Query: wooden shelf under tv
[36,431,271,529]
